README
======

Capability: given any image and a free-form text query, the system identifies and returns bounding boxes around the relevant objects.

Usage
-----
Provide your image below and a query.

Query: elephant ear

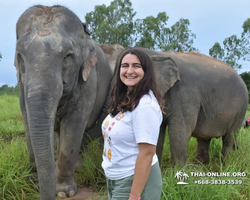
[82,23,90,36]
[151,55,180,94]
[14,51,20,83]
[81,51,98,82]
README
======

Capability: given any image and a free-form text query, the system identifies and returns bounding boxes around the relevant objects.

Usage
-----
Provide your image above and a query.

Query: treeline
[85,0,250,70]
[0,84,19,96]
[240,72,250,102]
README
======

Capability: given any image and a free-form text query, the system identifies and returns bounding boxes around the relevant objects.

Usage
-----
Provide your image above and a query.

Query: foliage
[0,51,2,61]
[134,14,198,52]
[85,0,136,47]
[241,18,250,61]
[240,71,250,91]
[85,0,198,52]
[0,137,39,199]
[0,84,19,96]
[240,71,250,103]
[0,94,24,138]
[162,18,198,52]
[209,18,250,70]
[133,12,169,50]
[75,139,106,190]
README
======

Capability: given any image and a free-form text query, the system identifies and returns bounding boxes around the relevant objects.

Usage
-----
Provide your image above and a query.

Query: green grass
[161,129,250,200]
[0,137,39,199]
[0,94,250,200]
[0,94,24,139]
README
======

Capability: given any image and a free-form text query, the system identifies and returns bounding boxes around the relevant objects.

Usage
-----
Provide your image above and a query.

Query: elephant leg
[196,138,211,165]
[56,116,88,197]
[168,121,190,167]
[156,121,167,166]
[233,136,239,150]
[222,133,235,161]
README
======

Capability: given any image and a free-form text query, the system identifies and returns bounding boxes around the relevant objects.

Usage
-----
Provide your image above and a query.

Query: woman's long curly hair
[108,48,165,117]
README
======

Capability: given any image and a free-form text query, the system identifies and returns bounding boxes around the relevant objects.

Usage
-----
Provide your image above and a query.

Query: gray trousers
[106,162,162,200]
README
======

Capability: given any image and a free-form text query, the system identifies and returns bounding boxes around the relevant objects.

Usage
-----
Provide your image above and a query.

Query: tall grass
[0,94,24,139]
[0,94,250,199]
[0,137,39,199]
[161,129,250,200]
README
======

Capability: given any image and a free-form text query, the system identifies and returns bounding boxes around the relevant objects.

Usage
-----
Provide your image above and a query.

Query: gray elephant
[14,5,125,199]
[86,46,249,167]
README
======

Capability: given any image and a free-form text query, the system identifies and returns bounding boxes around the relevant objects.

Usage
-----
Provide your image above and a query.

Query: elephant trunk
[25,71,63,199]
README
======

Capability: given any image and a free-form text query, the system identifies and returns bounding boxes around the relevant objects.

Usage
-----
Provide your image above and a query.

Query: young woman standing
[102,48,164,200]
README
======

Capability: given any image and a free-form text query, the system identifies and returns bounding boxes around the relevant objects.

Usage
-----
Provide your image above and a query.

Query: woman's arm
[129,143,156,200]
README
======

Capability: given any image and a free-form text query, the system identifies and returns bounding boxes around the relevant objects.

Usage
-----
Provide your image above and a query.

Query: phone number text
[194,180,242,185]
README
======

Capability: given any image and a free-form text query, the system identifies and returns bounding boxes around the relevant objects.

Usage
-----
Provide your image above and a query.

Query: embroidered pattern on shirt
[108,122,115,131]
[107,136,112,146]
[116,112,124,121]
[108,149,112,161]
[103,120,109,129]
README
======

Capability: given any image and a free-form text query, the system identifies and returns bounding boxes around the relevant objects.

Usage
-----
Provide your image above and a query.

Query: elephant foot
[56,177,77,198]
[196,156,209,165]
[58,190,75,198]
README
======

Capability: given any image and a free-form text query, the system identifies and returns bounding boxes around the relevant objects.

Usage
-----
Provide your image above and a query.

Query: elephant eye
[63,52,74,66]
[17,53,23,63]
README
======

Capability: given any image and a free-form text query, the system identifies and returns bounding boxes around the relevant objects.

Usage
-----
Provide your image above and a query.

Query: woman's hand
[129,143,156,198]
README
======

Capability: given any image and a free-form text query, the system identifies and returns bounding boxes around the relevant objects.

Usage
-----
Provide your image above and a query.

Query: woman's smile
[120,54,144,91]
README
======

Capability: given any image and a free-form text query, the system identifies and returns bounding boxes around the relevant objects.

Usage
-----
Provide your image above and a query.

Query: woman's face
[120,54,145,92]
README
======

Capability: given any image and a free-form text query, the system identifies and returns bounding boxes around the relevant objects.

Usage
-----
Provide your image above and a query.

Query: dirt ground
[57,187,107,200]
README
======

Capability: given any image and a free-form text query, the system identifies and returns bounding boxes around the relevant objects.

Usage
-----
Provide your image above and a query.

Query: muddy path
[57,187,106,200]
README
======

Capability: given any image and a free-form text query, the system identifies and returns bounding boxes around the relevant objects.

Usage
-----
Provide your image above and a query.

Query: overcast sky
[0,0,249,86]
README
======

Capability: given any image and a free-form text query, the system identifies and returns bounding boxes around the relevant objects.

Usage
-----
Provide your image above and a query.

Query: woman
[101,48,164,200]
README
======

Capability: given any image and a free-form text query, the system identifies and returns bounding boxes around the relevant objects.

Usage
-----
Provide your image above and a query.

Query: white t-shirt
[101,90,163,180]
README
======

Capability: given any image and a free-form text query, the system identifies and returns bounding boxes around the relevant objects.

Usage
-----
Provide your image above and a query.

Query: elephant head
[15,5,112,199]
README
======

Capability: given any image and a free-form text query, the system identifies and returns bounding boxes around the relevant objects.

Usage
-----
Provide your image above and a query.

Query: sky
[0,0,249,86]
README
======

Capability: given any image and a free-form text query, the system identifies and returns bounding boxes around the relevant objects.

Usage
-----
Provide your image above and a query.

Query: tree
[162,18,198,52]
[241,18,250,61]
[209,18,250,69]
[134,12,198,52]
[209,35,243,69]
[85,0,136,47]
[0,84,19,95]
[240,71,250,91]
[240,71,250,103]
[0,51,2,61]
[209,42,224,60]
[134,12,169,49]
[85,0,198,52]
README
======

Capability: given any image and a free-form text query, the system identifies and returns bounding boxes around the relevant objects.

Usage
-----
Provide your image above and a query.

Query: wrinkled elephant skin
[14,5,119,200]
